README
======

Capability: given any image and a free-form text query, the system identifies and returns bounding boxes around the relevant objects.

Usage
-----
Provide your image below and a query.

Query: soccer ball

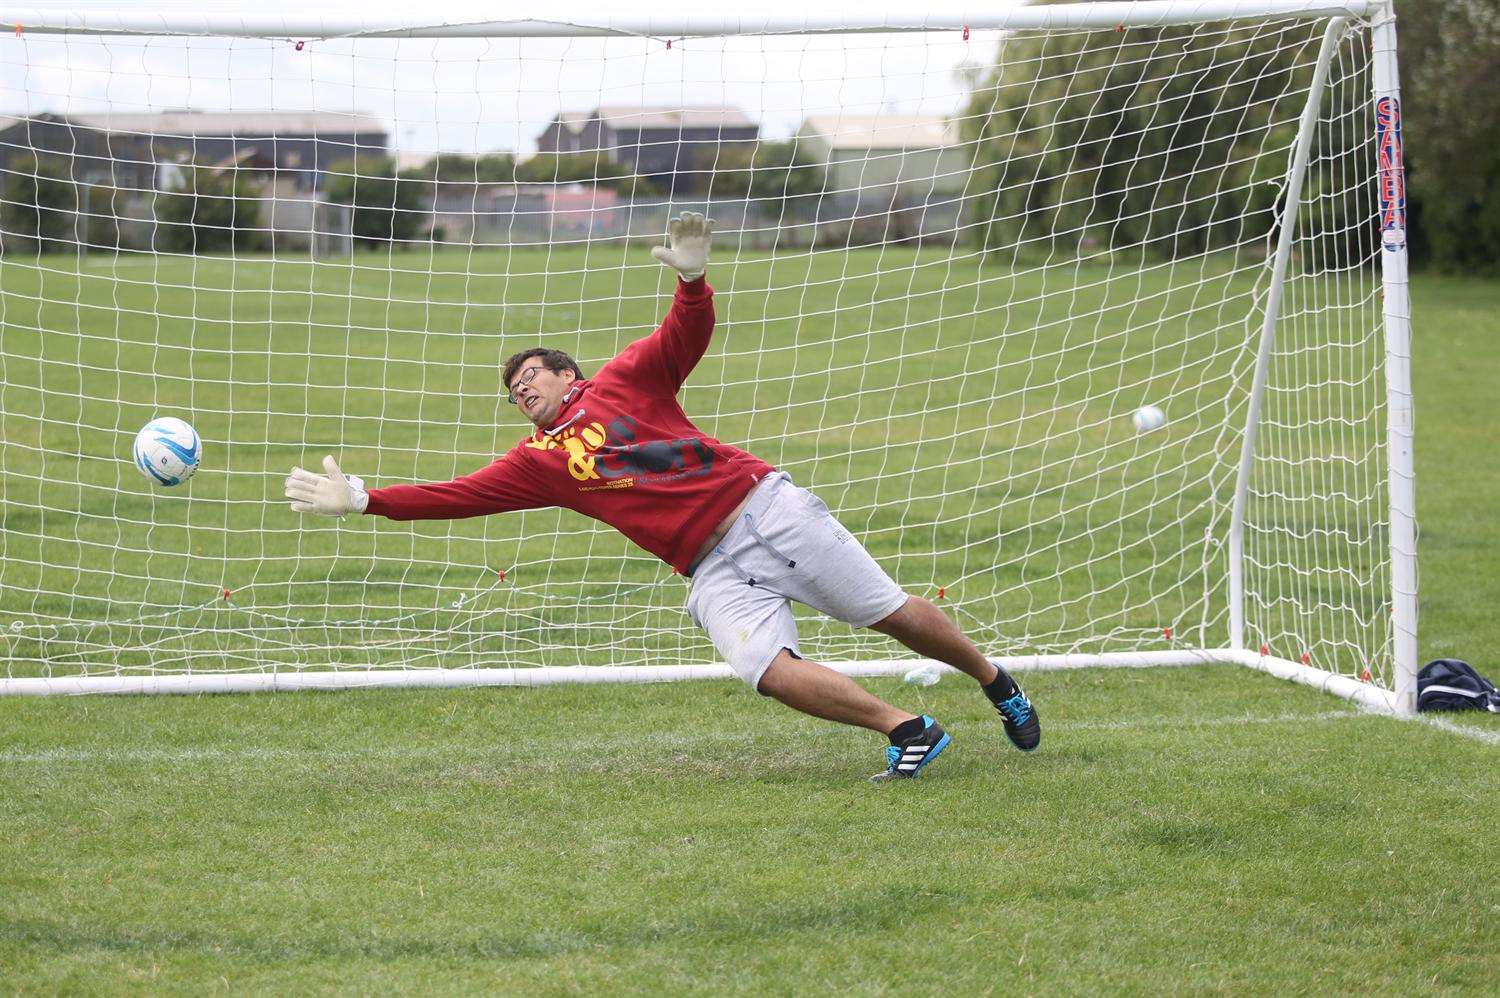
[132,416,202,487]
[1131,405,1167,434]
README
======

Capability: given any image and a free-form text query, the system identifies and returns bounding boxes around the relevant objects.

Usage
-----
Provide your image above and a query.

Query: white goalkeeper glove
[651,211,714,281]
[284,455,369,517]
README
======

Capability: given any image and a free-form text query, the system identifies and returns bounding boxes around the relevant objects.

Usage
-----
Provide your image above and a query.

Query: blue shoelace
[997,692,1031,726]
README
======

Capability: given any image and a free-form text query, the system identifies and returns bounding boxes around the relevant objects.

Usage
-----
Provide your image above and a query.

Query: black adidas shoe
[870,715,951,782]
[985,666,1040,752]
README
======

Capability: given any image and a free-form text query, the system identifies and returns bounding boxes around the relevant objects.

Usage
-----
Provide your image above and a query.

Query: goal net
[0,2,1416,707]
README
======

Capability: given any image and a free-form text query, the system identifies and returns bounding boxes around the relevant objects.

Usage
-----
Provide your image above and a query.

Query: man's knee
[754,648,803,697]
[870,594,919,634]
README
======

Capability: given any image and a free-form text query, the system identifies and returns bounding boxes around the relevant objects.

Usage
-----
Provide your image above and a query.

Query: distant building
[792,115,971,246]
[0,111,389,193]
[429,181,622,244]
[536,106,758,193]
[794,114,968,204]
[536,112,595,155]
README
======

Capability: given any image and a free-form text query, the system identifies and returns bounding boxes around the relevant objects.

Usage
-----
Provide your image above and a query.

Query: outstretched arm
[284,452,543,521]
[610,213,718,394]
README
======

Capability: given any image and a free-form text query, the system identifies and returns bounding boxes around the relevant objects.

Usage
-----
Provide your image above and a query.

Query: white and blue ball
[132,416,202,487]
[1131,404,1168,434]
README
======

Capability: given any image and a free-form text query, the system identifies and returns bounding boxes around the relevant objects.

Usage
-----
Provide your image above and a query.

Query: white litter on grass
[903,664,943,687]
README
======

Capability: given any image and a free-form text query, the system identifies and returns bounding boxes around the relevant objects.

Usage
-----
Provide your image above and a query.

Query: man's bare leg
[870,595,1000,686]
[756,648,952,779]
[756,649,914,734]
[871,594,1041,752]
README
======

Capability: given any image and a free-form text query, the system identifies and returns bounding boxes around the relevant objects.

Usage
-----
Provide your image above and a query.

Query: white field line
[1416,714,1500,746]
[0,709,1371,764]
[1050,709,1499,747]
[1061,709,1362,732]
[3,708,1492,764]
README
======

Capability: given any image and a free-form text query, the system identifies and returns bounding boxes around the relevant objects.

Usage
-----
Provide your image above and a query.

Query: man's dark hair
[503,348,585,390]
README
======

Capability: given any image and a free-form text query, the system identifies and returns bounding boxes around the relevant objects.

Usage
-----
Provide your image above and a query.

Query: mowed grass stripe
[0,669,1496,992]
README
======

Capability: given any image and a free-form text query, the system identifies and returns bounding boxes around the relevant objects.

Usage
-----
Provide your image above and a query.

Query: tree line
[0,143,827,254]
[960,1,1500,274]
[9,8,1483,266]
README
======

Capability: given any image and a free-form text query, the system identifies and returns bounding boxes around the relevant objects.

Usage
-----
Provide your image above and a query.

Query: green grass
[2,247,1391,677]
[2,254,1498,991]
[0,670,1495,993]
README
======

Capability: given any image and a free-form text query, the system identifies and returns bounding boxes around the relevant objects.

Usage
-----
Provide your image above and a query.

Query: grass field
[1,671,1496,992]
[3,245,1389,678]
[2,258,1498,991]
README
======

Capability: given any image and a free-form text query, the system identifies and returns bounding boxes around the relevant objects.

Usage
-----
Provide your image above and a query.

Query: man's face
[507,361,576,429]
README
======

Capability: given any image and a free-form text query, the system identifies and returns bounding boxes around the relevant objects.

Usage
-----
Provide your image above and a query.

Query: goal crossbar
[6,2,1377,40]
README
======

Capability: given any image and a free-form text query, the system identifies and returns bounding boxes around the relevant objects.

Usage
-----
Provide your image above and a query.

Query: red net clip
[1115,23,1125,33]
[294,40,305,51]
[936,586,946,599]
[1360,666,1373,683]
[497,569,506,582]
[221,588,232,601]
[1259,644,1269,656]
[962,25,969,41]
[1300,651,1311,665]
[666,38,672,49]
[1163,626,1173,640]
[13,23,21,37]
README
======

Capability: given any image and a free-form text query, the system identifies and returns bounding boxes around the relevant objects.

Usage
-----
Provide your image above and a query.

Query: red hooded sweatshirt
[364,277,775,573]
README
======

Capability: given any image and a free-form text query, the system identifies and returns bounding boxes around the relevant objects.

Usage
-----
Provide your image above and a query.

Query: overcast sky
[0,2,1012,156]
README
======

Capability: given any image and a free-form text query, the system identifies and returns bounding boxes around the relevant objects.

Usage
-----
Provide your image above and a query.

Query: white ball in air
[1131,405,1167,434]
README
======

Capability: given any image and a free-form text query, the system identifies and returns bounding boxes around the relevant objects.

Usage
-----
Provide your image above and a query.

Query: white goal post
[0,1,1416,711]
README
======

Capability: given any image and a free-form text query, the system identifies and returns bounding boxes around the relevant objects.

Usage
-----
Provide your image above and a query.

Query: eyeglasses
[506,365,544,405]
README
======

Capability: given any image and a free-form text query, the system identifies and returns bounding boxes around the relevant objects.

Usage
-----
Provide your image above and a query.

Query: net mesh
[0,13,1393,685]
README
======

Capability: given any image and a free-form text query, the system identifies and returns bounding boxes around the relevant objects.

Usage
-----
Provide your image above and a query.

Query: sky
[0,2,1014,156]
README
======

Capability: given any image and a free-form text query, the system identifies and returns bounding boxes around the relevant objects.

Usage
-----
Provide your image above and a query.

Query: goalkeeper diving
[284,213,1039,780]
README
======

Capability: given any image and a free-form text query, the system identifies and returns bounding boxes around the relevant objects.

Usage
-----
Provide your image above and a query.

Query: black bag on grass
[1416,659,1500,713]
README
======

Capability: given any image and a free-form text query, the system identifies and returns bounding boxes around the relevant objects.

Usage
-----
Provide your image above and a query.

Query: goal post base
[0,648,1404,713]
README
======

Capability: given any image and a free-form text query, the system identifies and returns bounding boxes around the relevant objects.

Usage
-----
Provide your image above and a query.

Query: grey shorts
[686,473,908,690]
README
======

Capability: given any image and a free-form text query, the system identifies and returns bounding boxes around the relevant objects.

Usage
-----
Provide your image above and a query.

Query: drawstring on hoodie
[540,407,586,438]
[719,510,796,588]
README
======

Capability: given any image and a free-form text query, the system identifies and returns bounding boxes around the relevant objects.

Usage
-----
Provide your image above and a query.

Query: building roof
[62,111,388,137]
[798,115,959,152]
[548,111,593,136]
[394,150,434,171]
[591,106,757,131]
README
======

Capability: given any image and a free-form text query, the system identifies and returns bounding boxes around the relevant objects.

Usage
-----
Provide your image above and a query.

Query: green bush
[154,164,265,253]
[415,153,517,184]
[514,152,663,197]
[83,184,125,251]
[322,157,426,249]
[696,142,827,203]
[960,4,1500,272]
[1,155,77,254]
[1399,1,1500,273]
[963,25,1300,261]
